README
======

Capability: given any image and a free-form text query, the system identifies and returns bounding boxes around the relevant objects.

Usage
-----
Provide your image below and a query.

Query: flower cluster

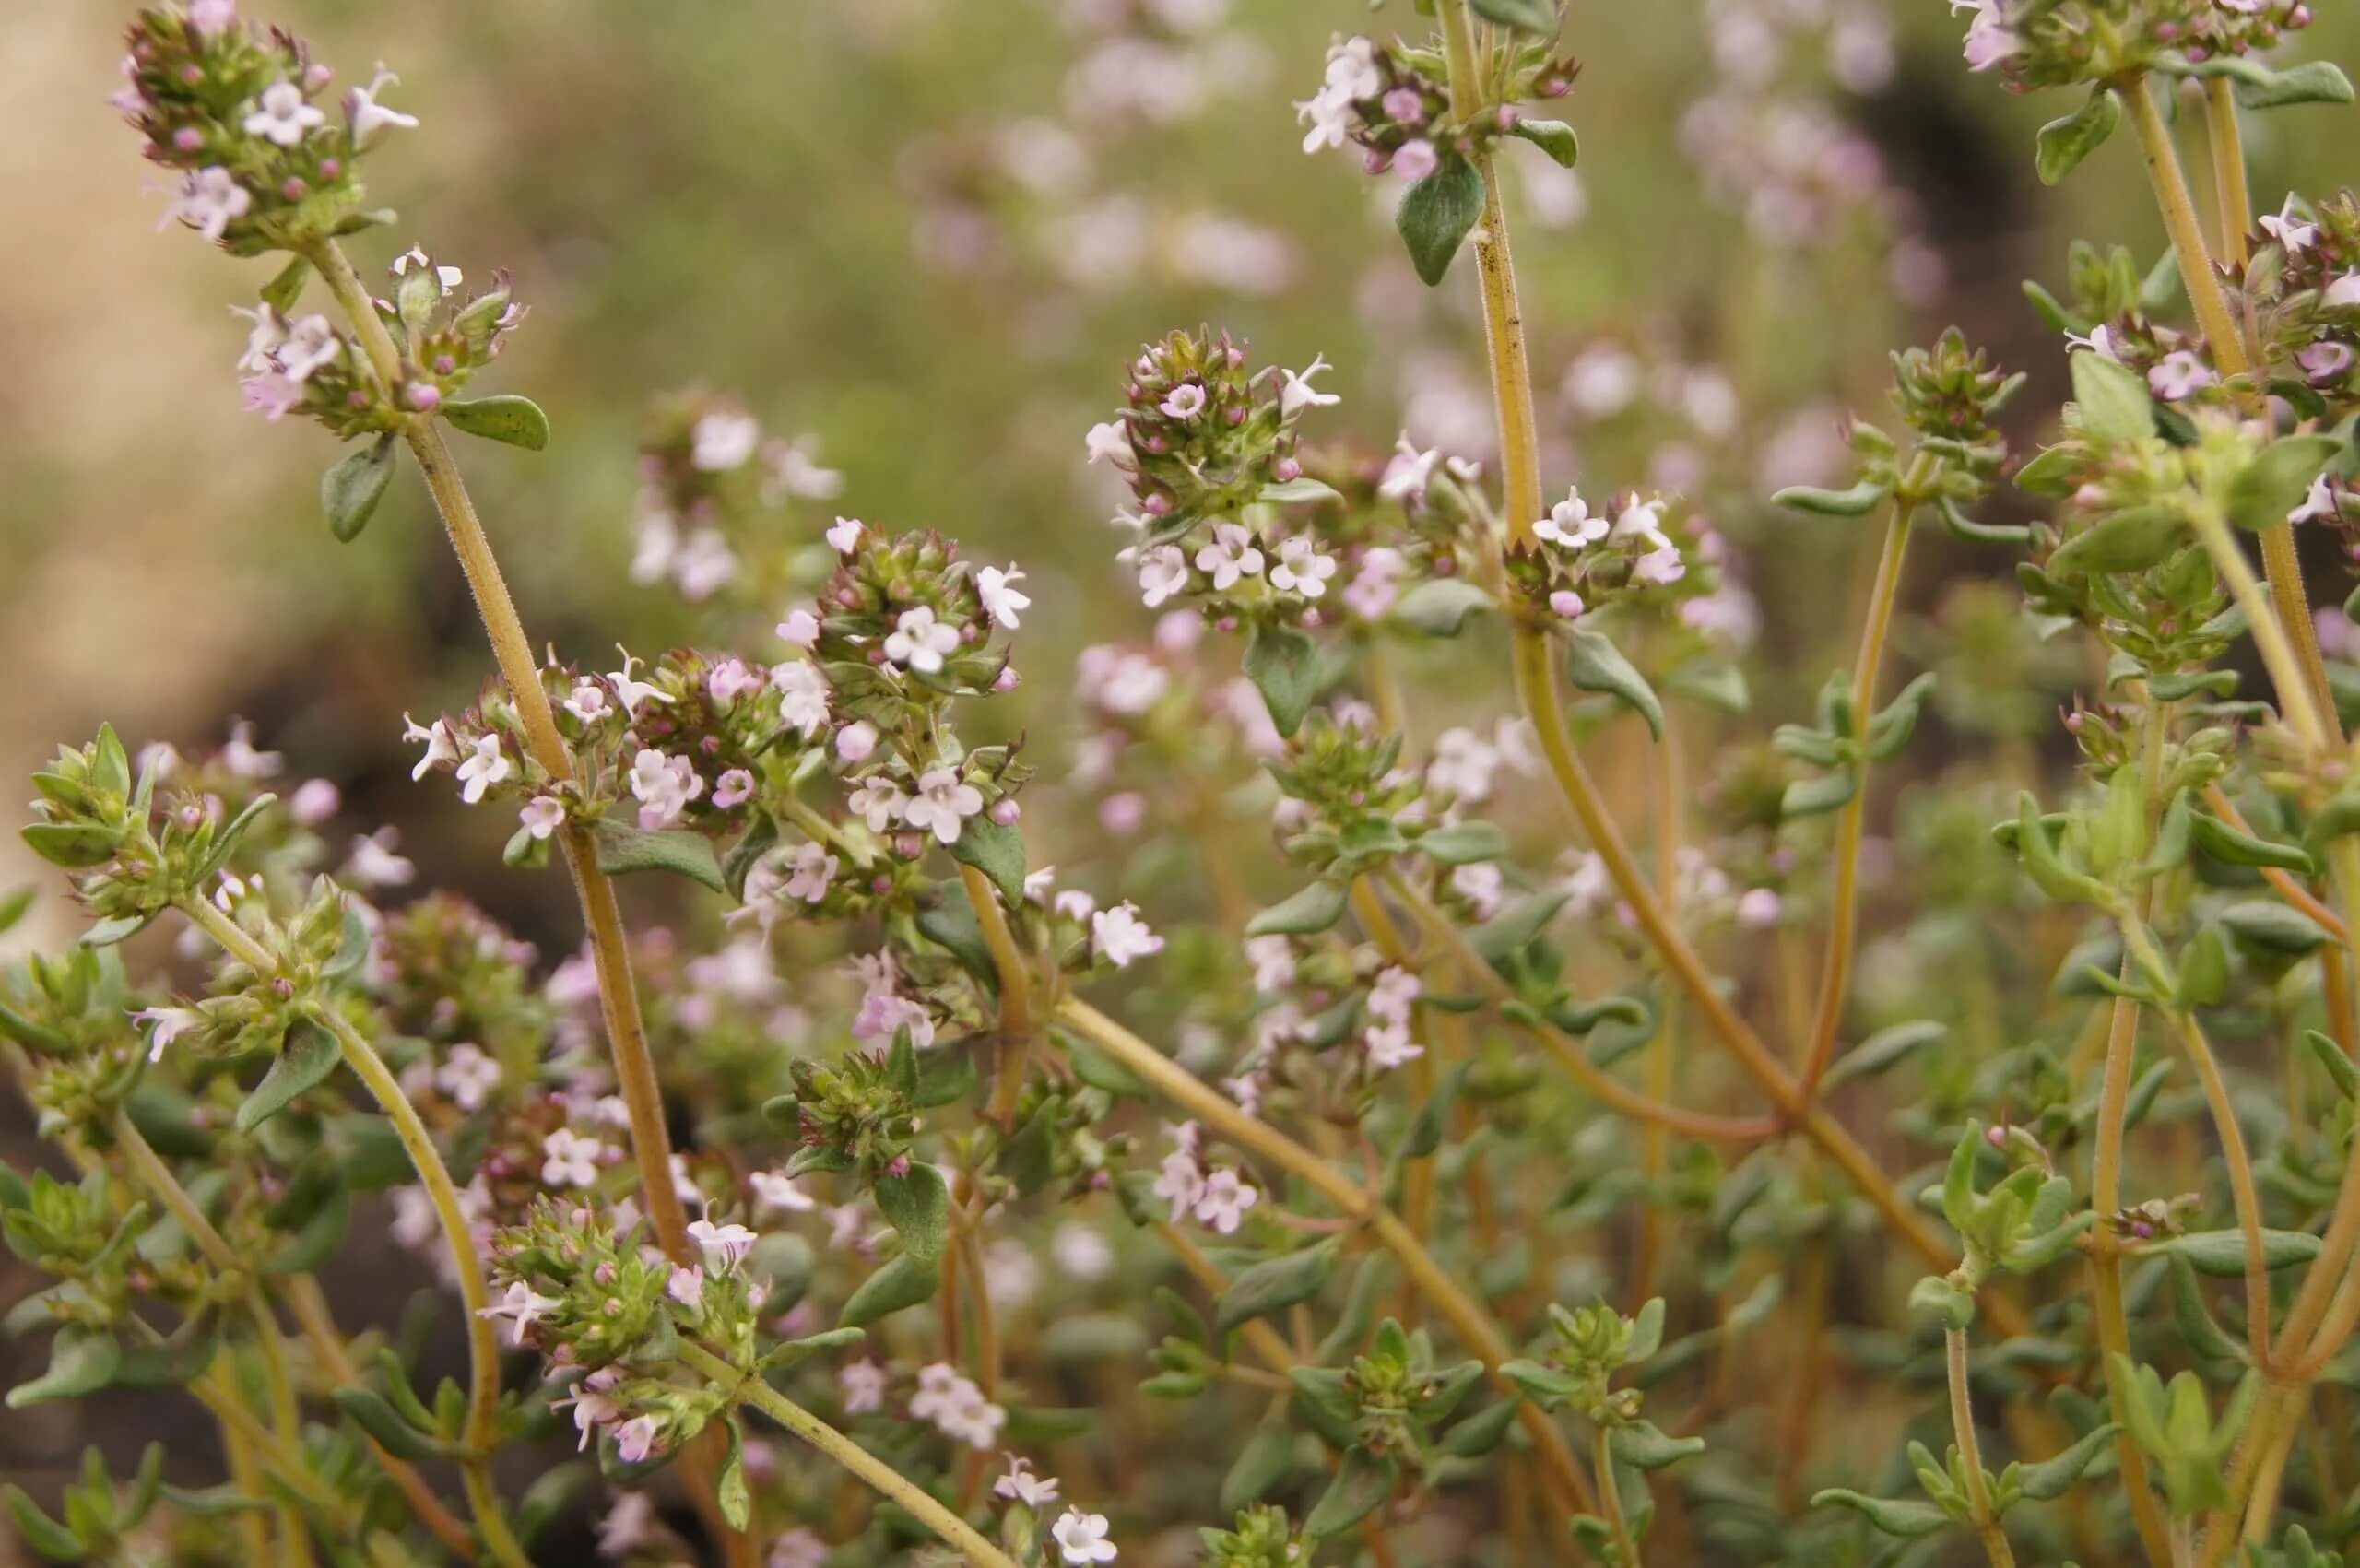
[1955,0,2318,85]
[123,0,411,255]
[1294,32,1577,181]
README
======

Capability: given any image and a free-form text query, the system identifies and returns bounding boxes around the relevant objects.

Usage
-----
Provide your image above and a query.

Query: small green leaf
[1438,1397,1523,1458]
[2306,1029,2358,1101]
[260,256,312,315]
[1564,625,1662,739]
[2184,54,2358,108]
[2144,1229,2320,1276]
[333,1386,444,1461]
[1419,820,1509,867]
[1508,117,1579,167]
[1782,770,1859,818]
[2012,1422,2121,1503]
[324,435,398,543]
[873,1164,950,1266]
[1304,1448,1397,1539]
[715,1421,750,1531]
[1469,0,1557,33]
[1397,154,1487,287]
[2180,812,2312,873]
[1214,1246,1335,1336]
[2036,87,2121,185]
[1245,879,1349,937]
[1259,477,1343,505]
[2046,507,2189,576]
[1468,890,1571,966]
[1823,1020,1946,1089]
[21,823,123,869]
[591,819,726,893]
[1221,1425,1299,1515]
[2220,900,2332,958]
[1,1486,86,1562]
[1243,620,1323,737]
[1773,480,1890,516]
[945,815,1028,906]
[1612,1419,1705,1470]
[1811,1489,1952,1539]
[2225,436,2344,533]
[1389,579,1496,637]
[442,395,550,452]
[2071,350,2157,443]
[235,1020,343,1133]
[7,1326,121,1409]
[839,1253,940,1328]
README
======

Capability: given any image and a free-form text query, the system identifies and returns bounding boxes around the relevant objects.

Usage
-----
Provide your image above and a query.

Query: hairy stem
[1800,505,1913,1094]
[677,1340,1022,1568]
[1595,1435,1643,1568]
[179,896,528,1568]
[961,863,1037,1126]
[1948,1327,2017,1568]
[1437,0,1542,547]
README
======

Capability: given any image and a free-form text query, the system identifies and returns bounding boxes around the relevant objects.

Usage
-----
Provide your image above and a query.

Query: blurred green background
[6,0,2357,934]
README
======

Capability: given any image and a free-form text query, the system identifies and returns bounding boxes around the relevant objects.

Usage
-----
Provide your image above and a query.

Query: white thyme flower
[883,606,962,674]
[347,65,419,144]
[242,80,324,147]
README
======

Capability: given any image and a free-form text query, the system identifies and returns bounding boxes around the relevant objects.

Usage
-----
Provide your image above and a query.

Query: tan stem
[2090,694,2179,1566]
[1800,506,1913,1094]
[2125,79,2340,745]
[960,863,1037,1126]
[1947,1328,2017,1568]
[677,1341,1022,1568]
[1437,0,1542,547]
[180,897,528,1568]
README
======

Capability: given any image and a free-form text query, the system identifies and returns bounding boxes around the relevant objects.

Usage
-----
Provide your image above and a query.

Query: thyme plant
[12,1,2360,1564]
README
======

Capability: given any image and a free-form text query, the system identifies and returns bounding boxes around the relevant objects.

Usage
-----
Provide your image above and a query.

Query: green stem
[2120,916,2275,1361]
[2188,502,2330,754]
[1799,504,1913,1093]
[675,1341,1023,1568]
[178,897,528,1568]
[1947,1327,2016,1568]
[1437,0,1542,547]
[2088,706,2180,1568]
[252,1302,319,1568]
[1594,1435,1643,1568]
